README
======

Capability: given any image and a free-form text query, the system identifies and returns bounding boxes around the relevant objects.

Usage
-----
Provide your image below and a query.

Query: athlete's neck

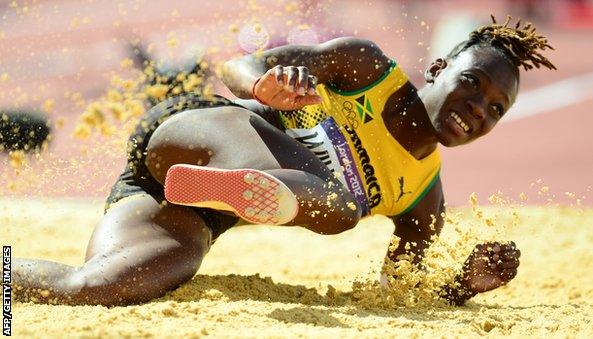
[383,83,438,160]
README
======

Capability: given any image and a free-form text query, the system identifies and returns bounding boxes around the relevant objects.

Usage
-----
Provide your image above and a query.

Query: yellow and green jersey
[279,60,441,216]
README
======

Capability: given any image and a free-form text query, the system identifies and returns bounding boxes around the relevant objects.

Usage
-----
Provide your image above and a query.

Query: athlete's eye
[462,73,480,89]
[490,103,505,118]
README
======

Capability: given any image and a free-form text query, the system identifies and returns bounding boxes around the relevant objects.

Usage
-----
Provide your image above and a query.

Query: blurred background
[0,0,592,207]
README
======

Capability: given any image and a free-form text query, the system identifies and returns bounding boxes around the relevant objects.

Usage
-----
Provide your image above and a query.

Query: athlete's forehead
[449,47,519,104]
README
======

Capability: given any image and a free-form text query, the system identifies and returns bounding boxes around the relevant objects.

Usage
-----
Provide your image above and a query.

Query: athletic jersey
[278,60,441,217]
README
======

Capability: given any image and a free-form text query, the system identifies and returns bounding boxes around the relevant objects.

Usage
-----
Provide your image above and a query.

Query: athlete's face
[421,47,519,147]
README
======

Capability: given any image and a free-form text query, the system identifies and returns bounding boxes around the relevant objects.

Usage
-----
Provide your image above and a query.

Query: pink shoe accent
[164,164,299,225]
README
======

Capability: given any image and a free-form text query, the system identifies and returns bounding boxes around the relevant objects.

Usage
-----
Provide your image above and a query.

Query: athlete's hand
[460,241,521,294]
[252,65,322,110]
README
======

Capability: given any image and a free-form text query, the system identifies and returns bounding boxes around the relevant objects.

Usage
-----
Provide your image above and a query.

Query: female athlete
[11,16,555,306]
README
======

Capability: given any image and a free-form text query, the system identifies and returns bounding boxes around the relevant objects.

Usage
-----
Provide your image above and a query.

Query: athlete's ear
[424,58,448,83]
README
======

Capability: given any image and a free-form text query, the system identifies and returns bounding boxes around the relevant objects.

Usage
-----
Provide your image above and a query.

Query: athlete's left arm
[385,178,522,305]
[386,178,445,267]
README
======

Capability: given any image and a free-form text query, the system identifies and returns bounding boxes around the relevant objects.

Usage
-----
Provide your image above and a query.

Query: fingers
[476,241,520,255]
[497,258,519,269]
[296,66,309,96]
[268,66,317,95]
[273,65,284,86]
[307,75,318,95]
[498,241,517,251]
[491,251,520,263]
[500,268,517,281]
[475,240,521,268]
[258,65,320,110]
[500,242,520,258]
[497,242,521,264]
[286,66,298,92]
[500,249,521,261]
[294,93,323,107]
[497,251,520,270]
[492,242,520,281]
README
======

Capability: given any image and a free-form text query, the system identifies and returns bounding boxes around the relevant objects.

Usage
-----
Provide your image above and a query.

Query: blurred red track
[0,0,592,207]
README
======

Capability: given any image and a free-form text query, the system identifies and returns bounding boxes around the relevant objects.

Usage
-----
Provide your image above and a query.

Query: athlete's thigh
[84,194,210,280]
[146,105,334,183]
[247,112,335,182]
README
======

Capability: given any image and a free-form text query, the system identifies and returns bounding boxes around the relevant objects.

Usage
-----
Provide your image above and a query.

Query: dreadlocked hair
[447,15,556,71]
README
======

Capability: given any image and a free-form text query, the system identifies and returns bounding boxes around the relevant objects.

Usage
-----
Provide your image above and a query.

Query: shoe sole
[164,164,299,225]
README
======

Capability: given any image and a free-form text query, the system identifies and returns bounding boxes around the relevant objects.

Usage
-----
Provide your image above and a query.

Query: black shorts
[105,94,244,240]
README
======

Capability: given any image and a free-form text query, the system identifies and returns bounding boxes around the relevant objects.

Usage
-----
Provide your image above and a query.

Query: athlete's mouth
[449,111,471,133]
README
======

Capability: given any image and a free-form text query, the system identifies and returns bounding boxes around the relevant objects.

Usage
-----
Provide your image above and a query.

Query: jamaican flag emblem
[354,94,374,123]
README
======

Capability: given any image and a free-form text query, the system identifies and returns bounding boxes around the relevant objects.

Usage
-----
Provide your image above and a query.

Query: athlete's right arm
[221,37,392,110]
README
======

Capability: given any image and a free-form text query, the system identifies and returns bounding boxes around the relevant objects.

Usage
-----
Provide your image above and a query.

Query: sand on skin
[2,198,593,338]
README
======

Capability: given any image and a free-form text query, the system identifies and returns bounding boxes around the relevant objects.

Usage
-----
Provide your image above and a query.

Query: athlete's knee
[69,244,207,306]
[65,263,179,306]
[334,194,364,233]
[311,203,361,235]
[44,266,124,306]
[145,127,212,184]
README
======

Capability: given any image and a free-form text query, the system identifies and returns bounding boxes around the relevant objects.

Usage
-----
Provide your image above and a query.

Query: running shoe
[164,164,299,225]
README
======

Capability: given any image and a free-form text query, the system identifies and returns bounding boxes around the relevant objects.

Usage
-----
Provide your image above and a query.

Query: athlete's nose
[466,97,486,120]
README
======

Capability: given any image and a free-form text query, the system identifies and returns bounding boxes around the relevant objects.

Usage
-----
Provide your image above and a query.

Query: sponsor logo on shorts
[2,246,11,336]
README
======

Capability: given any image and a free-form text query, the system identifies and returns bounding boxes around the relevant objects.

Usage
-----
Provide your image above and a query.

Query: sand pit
[2,198,593,337]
